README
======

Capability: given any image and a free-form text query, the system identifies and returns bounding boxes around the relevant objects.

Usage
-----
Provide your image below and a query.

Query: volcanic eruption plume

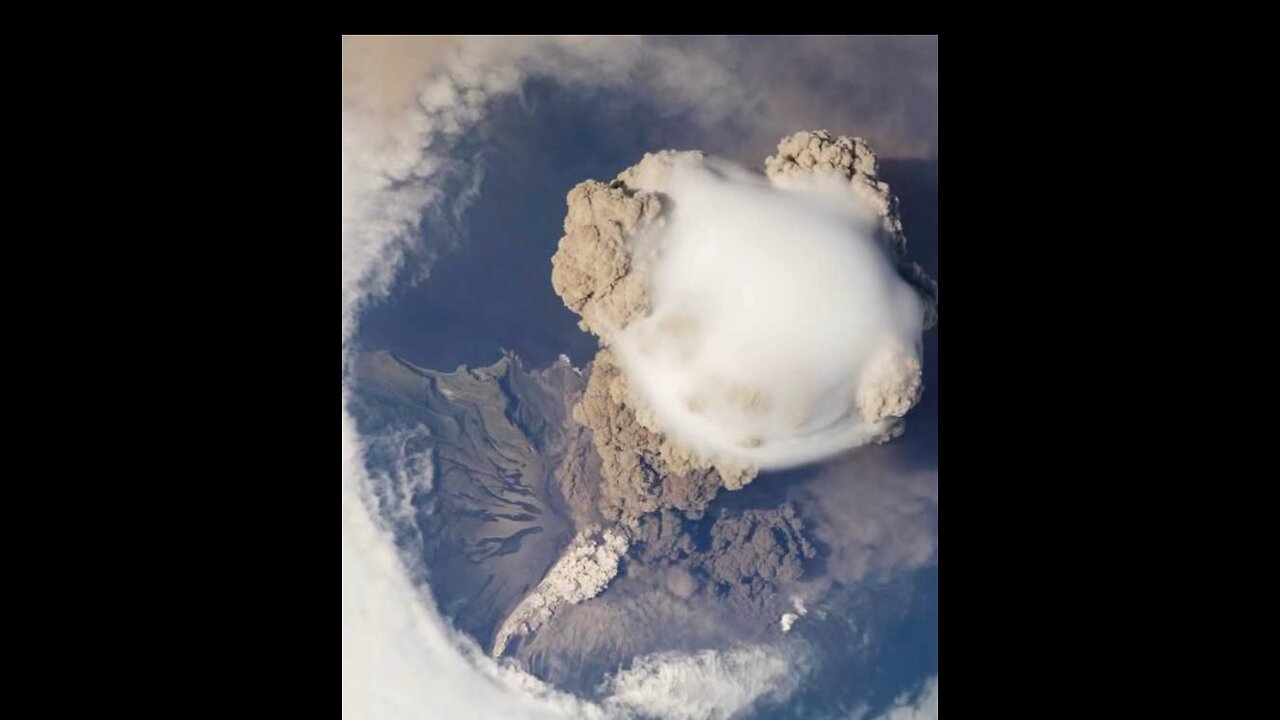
[551,131,938,521]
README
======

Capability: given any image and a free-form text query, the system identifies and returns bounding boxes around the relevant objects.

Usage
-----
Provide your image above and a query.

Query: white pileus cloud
[612,157,925,472]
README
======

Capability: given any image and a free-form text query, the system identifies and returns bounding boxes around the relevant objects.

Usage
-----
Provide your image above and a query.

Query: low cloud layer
[603,645,808,720]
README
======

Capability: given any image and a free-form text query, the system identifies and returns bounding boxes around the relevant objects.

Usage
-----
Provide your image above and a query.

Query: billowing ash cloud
[552,132,937,504]
[570,349,728,528]
[702,503,816,593]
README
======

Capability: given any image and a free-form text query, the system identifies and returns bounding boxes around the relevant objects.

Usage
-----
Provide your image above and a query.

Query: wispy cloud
[868,677,938,720]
